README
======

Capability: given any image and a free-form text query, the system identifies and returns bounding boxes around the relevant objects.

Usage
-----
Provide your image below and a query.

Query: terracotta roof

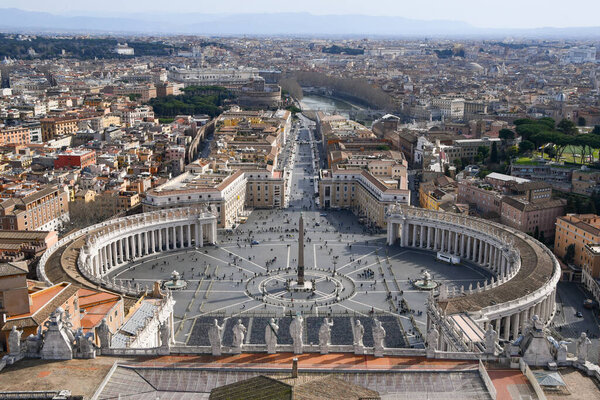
[2,282,79,330]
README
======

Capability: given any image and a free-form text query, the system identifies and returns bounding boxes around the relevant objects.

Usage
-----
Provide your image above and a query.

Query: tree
[533,226,540,240]
[578,116,587,127]
[593,125,600,135]
[444,164,451,177]
[507,146,519,158]
[557,119,578,135]
[564,243,575,264]
[490,142,498,163]
[477,145,490,161]
[519,140,535,154]
[499,128,515,141]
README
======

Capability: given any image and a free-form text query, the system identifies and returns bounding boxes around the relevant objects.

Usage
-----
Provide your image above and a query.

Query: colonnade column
[442,229,447,252]
[503,315,510,340]
[199,223,204,247]
[512,312,520,339]
[412,224,417,247]
[420,225,425,248]
[453,232,459,254]
[427,226,432,249]
[466,236,471,260]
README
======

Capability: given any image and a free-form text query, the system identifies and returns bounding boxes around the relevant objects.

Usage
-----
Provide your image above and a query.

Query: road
[552,281,600,362]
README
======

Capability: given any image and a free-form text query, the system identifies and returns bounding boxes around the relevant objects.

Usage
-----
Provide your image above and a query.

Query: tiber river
[300,94,361,119]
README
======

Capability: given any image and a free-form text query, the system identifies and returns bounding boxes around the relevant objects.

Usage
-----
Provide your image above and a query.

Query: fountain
[412,270,439,291]
[163,270,187,290]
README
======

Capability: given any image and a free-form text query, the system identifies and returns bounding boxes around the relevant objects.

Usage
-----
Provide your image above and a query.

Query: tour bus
[436,252,460,265]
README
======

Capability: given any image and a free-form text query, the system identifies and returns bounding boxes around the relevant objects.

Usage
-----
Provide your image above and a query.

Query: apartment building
[318,168,410,229]
[54,149,97,170]
[143,170,247,229]
[419,175,457,211]
[554,214,600,267]
[245,170,286,209]
[431,98,464,119]
[40,117,79,141]
[0,185,70,231]
[0,126,30,146]
[459,175,565,238]
[554,214,600,301]
[571,168,600,196]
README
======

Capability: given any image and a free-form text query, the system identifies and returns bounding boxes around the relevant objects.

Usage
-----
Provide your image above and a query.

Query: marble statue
[26,333,42,356]
[97,318,111,349]
[557,341,569,363]
[8,326,22,356]
[74,328,96,359]
[373,318,386,356]
[532,314,544,332]
[232,319,246,351]
[426,327,439,351]
[353,320,364,346]
[484,325,498,355]
[208,319,225,356]
[576,332,592,363]
[353,320,365,354]
[290,315,304,354]
[265,318,279,354]
[318,318,333,354]
[159,321,170,348]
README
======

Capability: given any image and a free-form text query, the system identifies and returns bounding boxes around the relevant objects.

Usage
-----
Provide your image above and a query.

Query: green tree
[507,146,519,158]
[578,116,587,126]
[593,125,600,135]
[490,142,498,163]
[533,226,540,240]
[564,243,575,264]
[499,128,515,141]
[557,119,578,135]
[519,140,535,154]
[477,145,490,160]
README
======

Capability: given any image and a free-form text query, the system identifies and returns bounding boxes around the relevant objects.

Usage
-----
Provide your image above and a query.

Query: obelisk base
[289,280,313,292]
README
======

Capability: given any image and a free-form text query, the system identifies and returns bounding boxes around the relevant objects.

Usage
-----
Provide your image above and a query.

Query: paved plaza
[109,119,493,346]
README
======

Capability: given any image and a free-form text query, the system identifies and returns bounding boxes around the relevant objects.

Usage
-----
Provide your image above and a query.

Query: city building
[0,185,70,231]
[143,170,247,229]
[319,168,410,229]
[54,149,97,170]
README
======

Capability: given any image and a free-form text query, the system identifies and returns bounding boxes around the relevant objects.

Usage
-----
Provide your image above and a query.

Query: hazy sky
[4,0,600,29]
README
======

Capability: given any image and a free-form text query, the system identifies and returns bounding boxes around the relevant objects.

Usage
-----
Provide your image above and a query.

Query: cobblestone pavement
[110,118,492,346]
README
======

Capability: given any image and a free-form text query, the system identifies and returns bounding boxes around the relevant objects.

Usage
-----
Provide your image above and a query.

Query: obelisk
[298,214,305,285]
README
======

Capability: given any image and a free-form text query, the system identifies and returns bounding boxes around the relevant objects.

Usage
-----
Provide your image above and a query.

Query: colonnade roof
[438,228,555,315]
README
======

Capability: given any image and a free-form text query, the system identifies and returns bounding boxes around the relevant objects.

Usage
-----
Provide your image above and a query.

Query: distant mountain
[1,8,600,38]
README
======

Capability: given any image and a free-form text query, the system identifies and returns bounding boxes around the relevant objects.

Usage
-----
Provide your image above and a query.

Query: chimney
[292,357,298,378]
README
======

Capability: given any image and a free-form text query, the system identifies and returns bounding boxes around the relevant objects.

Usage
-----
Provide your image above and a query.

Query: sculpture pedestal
[374,346,384,357]
[354,344,365,355]
[320,344,329,355]
[289,280,313,292]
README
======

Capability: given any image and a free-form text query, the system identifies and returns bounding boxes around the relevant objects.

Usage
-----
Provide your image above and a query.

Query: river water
[300,94,358,119]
